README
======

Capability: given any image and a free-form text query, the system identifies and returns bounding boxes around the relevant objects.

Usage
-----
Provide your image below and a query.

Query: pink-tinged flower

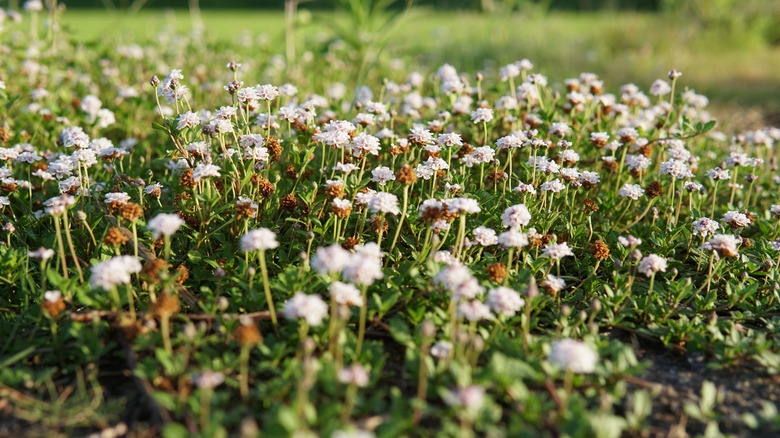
[337,364,370,387]
[472,226,497,246]
[310,244,351,275]
[549,339,598,373]
[147,213,184,239]
[90,255,142,290]
[692,217,719,237]
[192,371,225,389]
[701,234,740,257]
[282,292,328,326]
[638,254,667,277]
[330,281,363,307]
[487,287,524,317]
[457,300,493,321]
[541,274,566,294]
[618,184,644,200]
[501,204,531,230]
[239,228,279,251]
[542,242,574,260]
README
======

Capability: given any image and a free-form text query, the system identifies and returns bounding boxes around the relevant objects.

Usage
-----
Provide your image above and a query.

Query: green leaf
[161,422,189,438]
[700,381,716,415]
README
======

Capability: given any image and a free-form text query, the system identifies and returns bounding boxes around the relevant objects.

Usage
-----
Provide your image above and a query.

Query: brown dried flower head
[252,175,275,199]
[235,317,263,346]
[120,202,143,222]
[266,138,282,163]
[104,227,128,246]
[646,181,663,199]
[236,200,258,220]
[486,262,508,283]
[592,240,610,261]
[285,164,297,179]
[370,215,389,233]
[280,193,298,211]
[175,265,190,285]
[42,296,66,319]
[151,292,180,319]
[342,236,360,251]
[180,169,197,189]
[395,164,417,185]
[142,258,170,283]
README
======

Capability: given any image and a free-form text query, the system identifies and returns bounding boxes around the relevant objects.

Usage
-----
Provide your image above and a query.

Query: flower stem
[258,250,278,326]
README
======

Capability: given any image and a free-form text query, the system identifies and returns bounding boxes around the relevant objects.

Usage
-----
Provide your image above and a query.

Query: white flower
[498,230,529,248]
[649,79,671,96]
[80,95,102,115]
[330,281,363,307]
[706,167,730,180]
[514,182,537,195]
[436,133,463,147]
[549,339,598,374]
[191,163,221,183]
[43,290,62,303]
[638,254,667,277]
[430,341,453,359]
[540,179,565,193]
[144,183,163,196]
[255,84,280,101]
[659,159,692,179]
[470,146,495,164]
[192,371,225,389]
[350,132,381,157]
[618,184,644,200]
[240,228,279,251]
[28,247,55,260]
[176,111,200,130]
[692,217,719,237]
[701,234,740,257]
[104,192,130,205]
[408,126,434,145]
[617,235,642,247]
[147,213,184,239]
[769,240,780,251]
[457,300,493,321]
[283,292,328,326]
[487,287,524,317]
[367,192,400,215]
[578,171,600,186]
[541,275,566,294]
[443,385,485,413]
[43,194,75,216]
[371,166,396,185]
[341,244,384,286]
[542,242,574,260]
[445,197,481,214]
[472,226,497,246]
[721,211,751,228]
[625,154,652,172]
[89,255,142,290]
[332,429,375,438]
[470,108,494,124]
[311,244,352,275]
[433,264,484,301]
[337,364,370,387]
[549,122,571,137]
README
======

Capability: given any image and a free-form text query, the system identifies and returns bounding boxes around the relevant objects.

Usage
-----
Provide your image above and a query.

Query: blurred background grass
[55,1,780,127]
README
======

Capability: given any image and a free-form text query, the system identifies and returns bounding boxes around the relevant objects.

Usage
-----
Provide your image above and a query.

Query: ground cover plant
[1,2,780,437]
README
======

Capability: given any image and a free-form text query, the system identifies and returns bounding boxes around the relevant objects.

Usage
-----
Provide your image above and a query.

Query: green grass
[60,8,780,117]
